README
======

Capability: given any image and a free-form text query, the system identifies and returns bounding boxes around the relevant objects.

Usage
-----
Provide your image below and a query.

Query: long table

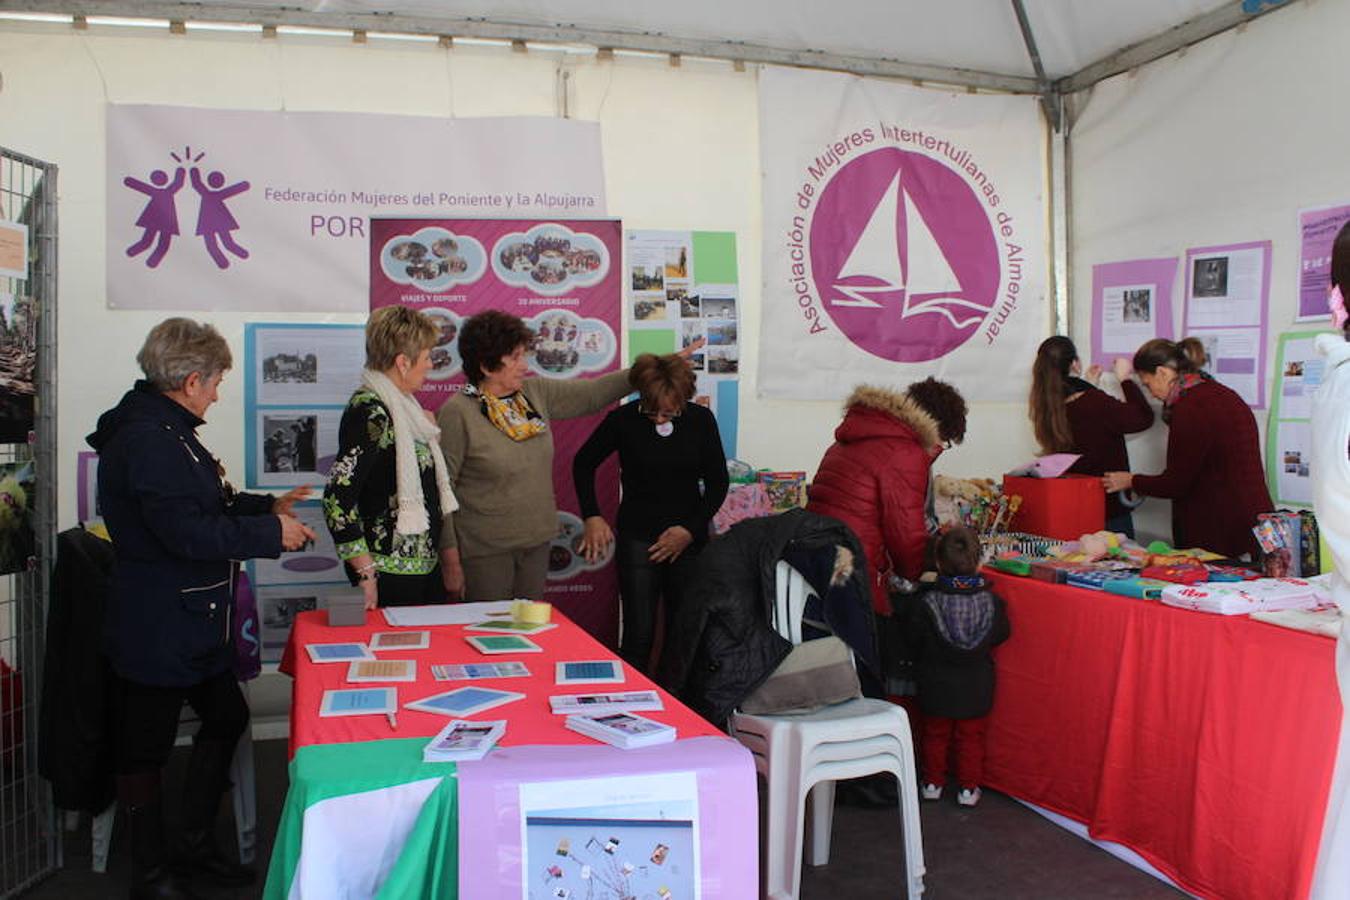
[263,607,757,899]
[982,570,1339,900]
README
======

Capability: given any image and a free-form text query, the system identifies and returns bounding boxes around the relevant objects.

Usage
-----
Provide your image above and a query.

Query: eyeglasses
[638,404,682,419]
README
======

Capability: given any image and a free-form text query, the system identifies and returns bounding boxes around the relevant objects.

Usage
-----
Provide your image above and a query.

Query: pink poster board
[1298,204,1350,321]
[369,218,622,645]
[1089,257,1178,368]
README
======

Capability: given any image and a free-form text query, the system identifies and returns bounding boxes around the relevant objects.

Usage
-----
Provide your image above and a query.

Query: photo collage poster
[625,230,740,457]
[243,322,366,663]
[1182,241,1271,408]
[1265,330,1326,507]
[369,217,622,644]
[519,772,700,900]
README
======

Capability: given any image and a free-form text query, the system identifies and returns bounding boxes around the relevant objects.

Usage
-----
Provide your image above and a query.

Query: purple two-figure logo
[123,146,250,270]
[810,147,999,363]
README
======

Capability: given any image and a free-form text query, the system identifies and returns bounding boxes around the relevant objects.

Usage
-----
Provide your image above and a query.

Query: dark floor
[24,739,1185,899]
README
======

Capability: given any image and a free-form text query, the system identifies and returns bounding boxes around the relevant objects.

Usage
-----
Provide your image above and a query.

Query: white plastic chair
[89,684,258,872]
[730,561,925,900]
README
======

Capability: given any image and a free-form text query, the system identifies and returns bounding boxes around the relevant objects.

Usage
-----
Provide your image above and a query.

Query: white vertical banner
[758,67,1048,400]
[106,105,605,312]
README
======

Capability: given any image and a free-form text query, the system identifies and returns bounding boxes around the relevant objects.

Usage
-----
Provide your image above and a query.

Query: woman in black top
[573,353,729,672]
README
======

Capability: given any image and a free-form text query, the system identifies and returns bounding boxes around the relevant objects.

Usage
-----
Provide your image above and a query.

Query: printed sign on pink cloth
[370,218,622,643]
[1298,204,1350,322]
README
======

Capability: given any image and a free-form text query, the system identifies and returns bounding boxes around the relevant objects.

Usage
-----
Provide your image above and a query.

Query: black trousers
[377,566,449,608]
[615,537,700,673]
[113,669,249,775]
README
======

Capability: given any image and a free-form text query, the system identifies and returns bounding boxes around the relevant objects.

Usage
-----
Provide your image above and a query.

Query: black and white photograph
[262,351,318,384]
[1192,257,1229,297]
[701,295,737,318]
[262,414,318,474]
[1121,288,1151,323]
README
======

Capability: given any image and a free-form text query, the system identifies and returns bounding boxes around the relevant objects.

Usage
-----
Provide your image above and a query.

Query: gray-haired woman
[89,317,314,898]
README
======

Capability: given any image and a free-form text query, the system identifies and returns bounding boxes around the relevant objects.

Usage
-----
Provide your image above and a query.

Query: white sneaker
[921,783,943,801]
[957,787,982,807]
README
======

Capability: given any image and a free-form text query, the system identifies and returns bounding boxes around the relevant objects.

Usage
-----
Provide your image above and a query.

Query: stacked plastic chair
[730,561,925,899]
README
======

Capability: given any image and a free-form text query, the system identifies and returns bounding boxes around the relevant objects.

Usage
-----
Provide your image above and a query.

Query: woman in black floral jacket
[324,306,459,608]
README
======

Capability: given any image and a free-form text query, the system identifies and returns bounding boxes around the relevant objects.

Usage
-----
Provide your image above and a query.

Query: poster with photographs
[254,583,362,665]
[1183,241,1271,408]
[244,324,361,489]
[247,407,342,489]
[248,501,342,587]
[519,772,700,900]
[1089,257,1178,367]
[625,230,741,457]
[370,217,622,645]
[1298,203,1350,321]
[1265,331,1325,507]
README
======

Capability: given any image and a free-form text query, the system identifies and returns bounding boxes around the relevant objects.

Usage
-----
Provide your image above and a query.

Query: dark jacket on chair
[38,528,116,813]
[659,508,876,727]
[88,382,282,687]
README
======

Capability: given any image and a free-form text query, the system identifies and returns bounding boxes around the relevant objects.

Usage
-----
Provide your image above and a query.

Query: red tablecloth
[983,570,1339,900]
[279,608,722,756]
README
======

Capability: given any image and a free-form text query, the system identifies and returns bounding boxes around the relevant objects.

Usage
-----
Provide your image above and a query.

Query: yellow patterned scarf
[463,383,548,442]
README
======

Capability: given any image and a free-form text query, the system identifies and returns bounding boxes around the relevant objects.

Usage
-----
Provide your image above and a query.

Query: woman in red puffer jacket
[807,378,968,614]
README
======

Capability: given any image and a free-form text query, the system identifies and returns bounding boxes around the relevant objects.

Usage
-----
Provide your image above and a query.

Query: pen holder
[327,592,367,628]
[511,599,552,625]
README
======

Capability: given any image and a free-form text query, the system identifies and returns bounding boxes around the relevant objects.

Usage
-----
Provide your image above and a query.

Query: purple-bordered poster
[1182,240,1271,409]
[1298,204,1350,322]
[1090,257,1178,368]
[369,218,622,645]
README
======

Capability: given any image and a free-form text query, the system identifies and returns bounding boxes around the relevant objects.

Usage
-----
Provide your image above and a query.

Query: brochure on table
[626,229,741,457]
[1090,257,1178,368]
[1265,330,1327,507]
[1182,241,1271,408]
[1298,203,1350,322]
[370,217,622,643]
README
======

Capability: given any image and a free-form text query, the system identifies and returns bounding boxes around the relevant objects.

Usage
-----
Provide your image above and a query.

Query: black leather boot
[174,739,256,888]
[117,773,200,900]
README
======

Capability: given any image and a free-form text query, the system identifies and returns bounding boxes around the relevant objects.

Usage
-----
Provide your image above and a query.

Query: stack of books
[563,712,676,749]
[423,719,506,762]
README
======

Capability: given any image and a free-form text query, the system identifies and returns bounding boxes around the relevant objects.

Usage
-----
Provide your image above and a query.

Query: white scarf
[360,369,458,536]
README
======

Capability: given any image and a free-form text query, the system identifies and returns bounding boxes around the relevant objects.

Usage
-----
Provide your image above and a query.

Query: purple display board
[1089,257,1178,368]
[1182,240,1272,409]
[1298,204,1350,321]
[369,218,623,645]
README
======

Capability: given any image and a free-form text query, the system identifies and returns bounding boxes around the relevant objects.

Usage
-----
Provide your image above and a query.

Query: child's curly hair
[935,525,981,576]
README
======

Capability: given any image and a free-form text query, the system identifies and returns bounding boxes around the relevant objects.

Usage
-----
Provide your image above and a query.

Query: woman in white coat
[1310,222,1350,900]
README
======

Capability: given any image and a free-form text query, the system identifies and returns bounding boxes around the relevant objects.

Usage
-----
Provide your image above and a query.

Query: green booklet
[463,620,558,635]
[465,634,543,655]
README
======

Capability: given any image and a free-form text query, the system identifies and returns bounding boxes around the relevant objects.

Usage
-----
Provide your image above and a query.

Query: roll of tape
[511,599,552,624]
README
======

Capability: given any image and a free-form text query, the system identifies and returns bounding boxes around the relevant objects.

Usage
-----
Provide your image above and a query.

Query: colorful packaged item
[1065,569,1136,591]
[1030,560,1074,584]
[1257,511,1303,577]
[1104,577,1170,600]
[1140,563,1209,585]
[1160,578,1319,616]
[989,556,1033,576]
[757,471,807,513]
[1298,510,1321,576]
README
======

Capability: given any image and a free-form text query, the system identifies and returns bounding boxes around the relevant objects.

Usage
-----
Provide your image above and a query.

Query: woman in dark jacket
[89,318,313,899]
[806,378,968,615]
[1103,339,1274,559]
[573,352,728,673]
[1028,336,1154,536]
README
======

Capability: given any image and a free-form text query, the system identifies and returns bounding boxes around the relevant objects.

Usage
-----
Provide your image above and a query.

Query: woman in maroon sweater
[1103,339,1273,559]
[1029,336,1154,536]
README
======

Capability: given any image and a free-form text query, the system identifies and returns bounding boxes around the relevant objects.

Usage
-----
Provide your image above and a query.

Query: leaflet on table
[432,661,532,681]
[519,772,701,900]
[565,712,677,749]
[549,690,663,715]
[382,600,514,626]
[405,686,525,717]
[424,719,507,763]
[1004,453,1080,479]
[1298,203,1350,321]
[369,630,431,651]
[320,687,396,717]
[347,658,417,683]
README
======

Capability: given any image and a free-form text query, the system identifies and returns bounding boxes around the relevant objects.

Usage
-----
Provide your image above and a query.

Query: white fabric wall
[1067,0,1350,545]
[0,20,1042,538]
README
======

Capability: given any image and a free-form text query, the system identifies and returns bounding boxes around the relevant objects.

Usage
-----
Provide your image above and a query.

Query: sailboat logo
[833,170,988,329]
[809,147,1000,363]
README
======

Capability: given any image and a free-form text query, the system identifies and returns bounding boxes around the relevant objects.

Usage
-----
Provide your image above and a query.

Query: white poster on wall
[758,67,1048,400]
[106,105,605,312]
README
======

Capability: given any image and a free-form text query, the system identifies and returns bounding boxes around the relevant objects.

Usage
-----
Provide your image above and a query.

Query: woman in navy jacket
[89,318,313,899]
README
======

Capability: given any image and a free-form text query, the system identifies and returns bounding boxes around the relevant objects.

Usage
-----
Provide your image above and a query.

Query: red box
[1002,474,1105,541]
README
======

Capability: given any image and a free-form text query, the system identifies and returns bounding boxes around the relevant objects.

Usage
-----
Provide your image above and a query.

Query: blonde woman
[324,306,459,608]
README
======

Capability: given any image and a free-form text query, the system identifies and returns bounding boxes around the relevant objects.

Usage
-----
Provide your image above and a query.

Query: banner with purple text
[107,106,604,312]
[370,218,622,644]
[758,67,1047,400]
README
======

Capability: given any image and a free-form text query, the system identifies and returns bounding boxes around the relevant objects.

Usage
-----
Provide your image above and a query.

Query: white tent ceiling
[5,0,1296,93]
